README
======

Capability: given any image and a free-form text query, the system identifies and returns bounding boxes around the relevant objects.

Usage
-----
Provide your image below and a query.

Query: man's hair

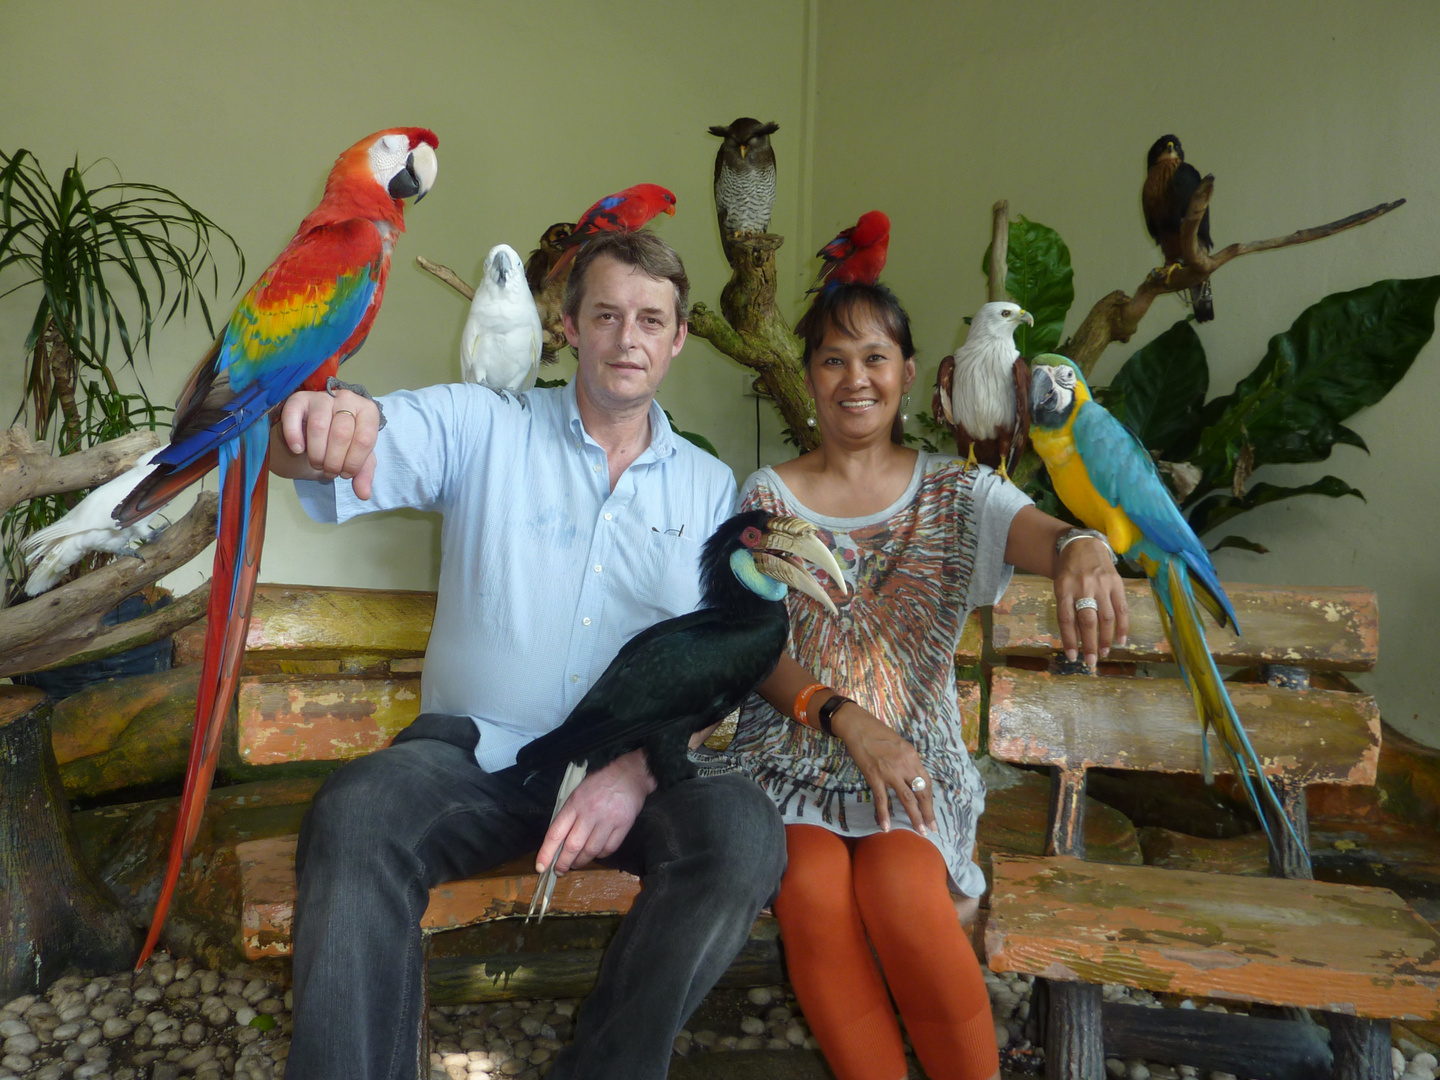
[562,230,690,329]
[796,281,916,364]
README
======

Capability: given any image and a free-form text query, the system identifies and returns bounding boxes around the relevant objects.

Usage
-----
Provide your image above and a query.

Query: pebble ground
[1,953,1435,1080]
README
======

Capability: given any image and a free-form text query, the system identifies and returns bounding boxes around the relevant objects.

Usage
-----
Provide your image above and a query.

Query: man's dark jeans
[284,714,786,1080]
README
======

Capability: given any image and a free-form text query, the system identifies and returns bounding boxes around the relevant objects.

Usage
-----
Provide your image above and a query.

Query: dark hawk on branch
[1143,134,1215,323]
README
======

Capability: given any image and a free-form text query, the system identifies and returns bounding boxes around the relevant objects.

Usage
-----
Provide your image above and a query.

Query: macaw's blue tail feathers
[1149,553,1303,856]
[136,422,271,968]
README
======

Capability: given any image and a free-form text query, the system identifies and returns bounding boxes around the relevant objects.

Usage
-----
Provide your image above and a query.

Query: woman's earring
[806,416,816,427]
[901,393,911,424]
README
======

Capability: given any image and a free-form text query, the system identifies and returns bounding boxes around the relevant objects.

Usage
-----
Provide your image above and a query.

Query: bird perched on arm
[543,183,677,283]
[934,301,1034,480]
[707,117,779,236]
[510,511,845,919]
[113,127,439,967]
[460,243,542,394]
[1143,134,1214,322]
[1027,356,1301,857]
[21,446,168,596]
[525,222,574,365]
[809,210,889,292]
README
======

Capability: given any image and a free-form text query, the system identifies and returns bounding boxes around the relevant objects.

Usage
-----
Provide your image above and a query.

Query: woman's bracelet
[793,682,829,729]
[1055,527,1117,564]
[815,693,854,738]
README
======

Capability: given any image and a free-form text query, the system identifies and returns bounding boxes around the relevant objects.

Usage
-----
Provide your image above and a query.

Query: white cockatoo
[22,446,168,595]
[460,243,543,394]
[935,301,1034,480]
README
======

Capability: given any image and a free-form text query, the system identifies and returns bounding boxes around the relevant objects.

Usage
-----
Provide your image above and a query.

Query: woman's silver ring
[1074,597,1099,613]
[909,776,927,793]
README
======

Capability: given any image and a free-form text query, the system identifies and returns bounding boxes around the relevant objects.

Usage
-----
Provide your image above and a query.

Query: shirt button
[604,512,612,521]
[594,564,602,573]
[593,464,601,473]
[582,617,591,626]
[571,674,579,683]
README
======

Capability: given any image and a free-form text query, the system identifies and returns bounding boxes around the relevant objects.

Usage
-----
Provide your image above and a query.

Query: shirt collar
[563,379,677,461]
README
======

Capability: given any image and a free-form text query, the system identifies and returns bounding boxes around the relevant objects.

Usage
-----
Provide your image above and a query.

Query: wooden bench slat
[237,835,641,960]
[175,584,436,665]
[991,576,1379,672]
[237,674,422,764]
[985,854,1440,1021]
[988,668,1380,785]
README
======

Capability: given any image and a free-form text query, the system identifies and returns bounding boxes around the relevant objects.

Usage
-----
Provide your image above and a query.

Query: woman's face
[806,308,916,444]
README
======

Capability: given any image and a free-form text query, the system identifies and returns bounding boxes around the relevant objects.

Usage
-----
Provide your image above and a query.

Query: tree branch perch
[1062,183,1406,374]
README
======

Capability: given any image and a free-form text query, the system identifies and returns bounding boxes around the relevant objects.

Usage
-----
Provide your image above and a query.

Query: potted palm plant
[0,147,243,691]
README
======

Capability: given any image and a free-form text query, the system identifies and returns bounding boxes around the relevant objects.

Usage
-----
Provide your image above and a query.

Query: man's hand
[830,702,936,835]
[268,389,381,499]
[1054,537,1129,667]
[536,750,656,876]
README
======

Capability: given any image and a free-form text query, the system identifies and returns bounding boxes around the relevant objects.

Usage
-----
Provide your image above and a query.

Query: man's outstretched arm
[269,388,381,499]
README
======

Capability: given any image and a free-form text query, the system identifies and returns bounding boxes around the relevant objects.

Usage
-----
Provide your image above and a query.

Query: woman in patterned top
[729,282,1128,1080]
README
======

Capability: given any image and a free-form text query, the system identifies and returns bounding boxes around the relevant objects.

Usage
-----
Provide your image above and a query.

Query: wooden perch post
[1061,181,1406,375]
[416,255,474,302]
[0,425,159,520]
[989,200,1010,303]
[689,232,816,450]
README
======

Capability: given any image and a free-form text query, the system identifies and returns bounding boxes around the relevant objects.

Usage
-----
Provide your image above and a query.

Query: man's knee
[668,774,786,899]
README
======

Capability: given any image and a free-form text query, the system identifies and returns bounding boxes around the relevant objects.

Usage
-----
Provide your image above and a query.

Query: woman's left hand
[1053,538,1129,667]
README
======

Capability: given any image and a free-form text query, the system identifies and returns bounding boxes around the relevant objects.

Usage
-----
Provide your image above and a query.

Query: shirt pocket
[615,515,705,623]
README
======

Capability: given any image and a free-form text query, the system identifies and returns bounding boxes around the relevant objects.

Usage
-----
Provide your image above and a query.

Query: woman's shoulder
[738,465,787,510]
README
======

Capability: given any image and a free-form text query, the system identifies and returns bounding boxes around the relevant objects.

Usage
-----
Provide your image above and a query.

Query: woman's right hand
[830,701,937,834]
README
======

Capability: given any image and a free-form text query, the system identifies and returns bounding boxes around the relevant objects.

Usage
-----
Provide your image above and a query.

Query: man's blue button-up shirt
[296,381,738,771]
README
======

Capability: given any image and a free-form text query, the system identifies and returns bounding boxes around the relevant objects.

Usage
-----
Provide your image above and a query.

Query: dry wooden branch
[989,200,1010,303]
[1062,184,1406,375]
[0,492,218,675]
[416,255,475,301]
[687,233,816,450]
[0,426,160,519]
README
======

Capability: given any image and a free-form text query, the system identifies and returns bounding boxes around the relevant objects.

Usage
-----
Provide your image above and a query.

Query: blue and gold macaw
[1028,355,1299,852]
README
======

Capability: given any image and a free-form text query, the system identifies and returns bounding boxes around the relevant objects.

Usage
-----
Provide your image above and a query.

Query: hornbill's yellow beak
[752,516,847,617]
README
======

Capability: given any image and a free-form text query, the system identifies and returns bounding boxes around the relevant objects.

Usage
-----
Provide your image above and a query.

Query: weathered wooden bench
[983,576,1440,1080]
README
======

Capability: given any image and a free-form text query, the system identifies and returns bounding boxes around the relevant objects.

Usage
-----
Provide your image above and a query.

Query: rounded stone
[1151,1066,1179,1080]
[101,1018,132,1040]
[257,998,284,1016]
[746,987,773,1007]
[767,1006,792,1022]
[134,987,162,1005]
[235,1006,257,1027]
[59,1003,88,1023]
[3,1033,39,1057]
[0,1020,28,1040]
[1,1055,32,1075]
[151,963,176,987]
[1418,1056,1440,1073]
[995,1024,1011,1050]
[767,1038,789,1050]
[1107,1058,1127,1079]
[53,1022,82,1040]
[4,997,36,1015]
[183,1021,206,1045]
[740,1016,766,1036]
[1127,1060,1151,1080]
[785,1023,806,1046]
[552,1002,575,1018]
[199,972,221,996]
[693,1030,718,1048]
[673,1035,691,1057]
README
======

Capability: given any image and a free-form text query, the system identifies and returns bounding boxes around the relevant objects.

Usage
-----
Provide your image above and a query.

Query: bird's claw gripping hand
[325,377,387,430]
[962,444,978,473]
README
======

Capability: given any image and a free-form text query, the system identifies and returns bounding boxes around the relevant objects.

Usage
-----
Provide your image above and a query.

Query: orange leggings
[773,824,998,1080]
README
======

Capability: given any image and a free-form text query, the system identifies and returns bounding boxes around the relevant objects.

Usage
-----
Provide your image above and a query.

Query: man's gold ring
[333,409,356,420]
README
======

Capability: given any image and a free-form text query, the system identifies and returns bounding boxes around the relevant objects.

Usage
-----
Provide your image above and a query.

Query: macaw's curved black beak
[1030,366,1056,412]
[751,517,847,617]
[390,144,439,203]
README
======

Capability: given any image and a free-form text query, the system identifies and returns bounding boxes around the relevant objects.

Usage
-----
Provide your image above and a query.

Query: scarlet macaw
[1027,356,1300,855]
[115,127,439,966]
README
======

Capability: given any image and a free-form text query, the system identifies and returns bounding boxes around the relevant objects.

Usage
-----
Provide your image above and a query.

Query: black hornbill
[1142,133,1215,323]
[511,510,845,919]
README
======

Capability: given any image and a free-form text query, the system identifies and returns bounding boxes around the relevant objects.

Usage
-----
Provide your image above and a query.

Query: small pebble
[995,1024,1011,1050]
[740,1016,766,1036]
[1106,1059,1127,1079]
[1127,1059,1151,1080]
[746,987,773,1007]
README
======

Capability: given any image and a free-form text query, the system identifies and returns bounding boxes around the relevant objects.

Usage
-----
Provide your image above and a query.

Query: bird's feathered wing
[515,608,786,777]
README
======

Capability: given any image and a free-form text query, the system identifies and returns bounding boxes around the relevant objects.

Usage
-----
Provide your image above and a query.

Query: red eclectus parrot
[544,182,677,282]
[809,210,890,292]
[1027,355,1302,861]
[115,127,439,967]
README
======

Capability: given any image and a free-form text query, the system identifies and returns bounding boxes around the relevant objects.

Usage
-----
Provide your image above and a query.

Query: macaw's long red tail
[135,425,270,968]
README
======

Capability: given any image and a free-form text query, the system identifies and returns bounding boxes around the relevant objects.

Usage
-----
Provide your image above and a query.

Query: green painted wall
[5,0,1438,745]
[0,0,811,593]
[808,1,1440,745]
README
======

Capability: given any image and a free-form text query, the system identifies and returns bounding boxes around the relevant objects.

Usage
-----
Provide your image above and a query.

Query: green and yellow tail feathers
[1151,556,1304,856]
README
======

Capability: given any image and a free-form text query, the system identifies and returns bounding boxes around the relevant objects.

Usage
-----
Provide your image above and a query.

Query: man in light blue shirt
[269,232,786,1080]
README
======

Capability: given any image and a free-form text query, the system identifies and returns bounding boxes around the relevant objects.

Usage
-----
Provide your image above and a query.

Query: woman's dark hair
[796,282,917,445]
[796,281,916,367]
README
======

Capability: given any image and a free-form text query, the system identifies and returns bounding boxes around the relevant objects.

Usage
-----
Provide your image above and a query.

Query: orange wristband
[793,683,829,729]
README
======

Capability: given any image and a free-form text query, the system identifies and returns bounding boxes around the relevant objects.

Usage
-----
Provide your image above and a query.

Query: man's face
[563,255,686,416]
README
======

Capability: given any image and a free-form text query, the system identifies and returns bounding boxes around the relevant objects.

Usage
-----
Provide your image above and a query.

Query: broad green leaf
[1185,476,1364,537]
[1192,276,1440,488]
[981,216,1074,356]
[1093,320,1208,459]
[663,409,720,458]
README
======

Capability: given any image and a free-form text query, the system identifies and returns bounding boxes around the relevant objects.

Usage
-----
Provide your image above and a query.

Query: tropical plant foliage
[915,217,1440,553]
[0,148,244,595]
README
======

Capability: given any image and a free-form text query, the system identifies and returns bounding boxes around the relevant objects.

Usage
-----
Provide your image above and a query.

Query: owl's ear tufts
[758,122,780,137]
[708,126,731,138]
